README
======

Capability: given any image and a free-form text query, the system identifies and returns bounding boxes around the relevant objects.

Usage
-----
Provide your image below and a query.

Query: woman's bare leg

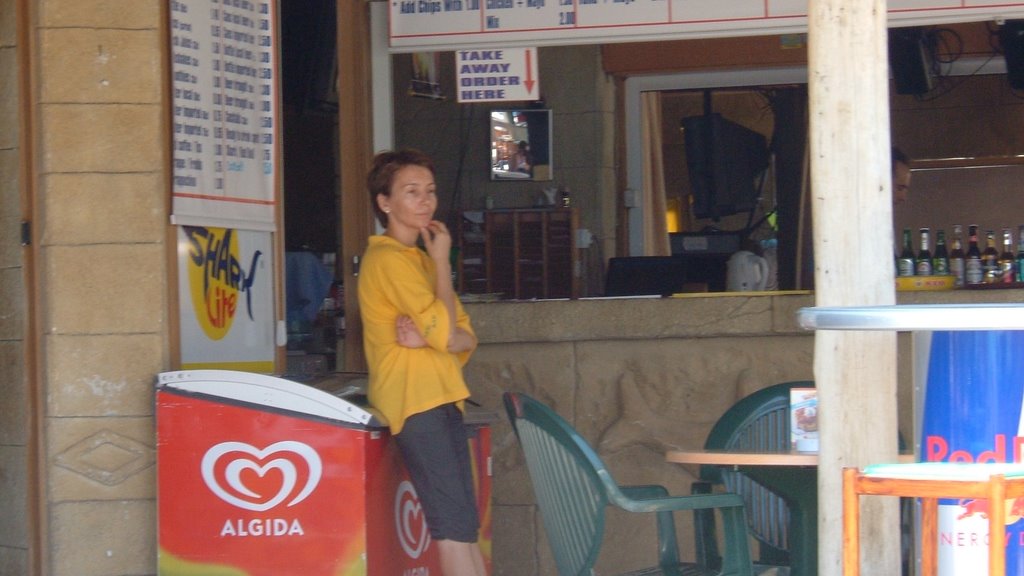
[437,540,487,576]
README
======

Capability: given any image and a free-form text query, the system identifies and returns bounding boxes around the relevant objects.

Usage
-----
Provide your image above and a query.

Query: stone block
[576,336,813,453]
[0,341,26,445]
[464,341,576,506]
[556,111,603,170]
[49,416,155,502]
[40,28,160,104]
[467,296,786,344]
[772,292,814,332]
[0,0,14,48]
[44,244,165,335]
[539,45,603,112]
[533,515,558,575]
[0,267,24,341]
[0,151,19,269]
[0,548,28,576]
[0,46,16,149]
[0,446,28,548]
[41,104,162,173]
[46,333,161,417]
[490,505,537,576]
[43,173,165,245]
[39,0,159,29]
[50,499,155,576]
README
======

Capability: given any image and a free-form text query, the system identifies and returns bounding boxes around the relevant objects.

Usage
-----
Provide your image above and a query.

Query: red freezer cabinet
[156,369,492,576]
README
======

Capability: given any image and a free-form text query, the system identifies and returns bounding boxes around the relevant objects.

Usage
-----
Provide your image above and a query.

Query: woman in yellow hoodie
[358,149,484,576]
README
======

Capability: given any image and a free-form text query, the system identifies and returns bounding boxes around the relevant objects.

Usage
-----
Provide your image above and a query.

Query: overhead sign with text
[389,0,1024,52]
[456,47,539,102]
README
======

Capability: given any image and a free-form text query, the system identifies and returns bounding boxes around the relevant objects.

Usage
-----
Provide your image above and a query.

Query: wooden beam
[807,0,902,573]
[338,0,374,372]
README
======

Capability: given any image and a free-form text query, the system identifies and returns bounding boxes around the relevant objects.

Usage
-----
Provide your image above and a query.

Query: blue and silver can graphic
[921,330,1024,575]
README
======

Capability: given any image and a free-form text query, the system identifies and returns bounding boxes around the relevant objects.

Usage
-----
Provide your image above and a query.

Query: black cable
[447,103,476,231]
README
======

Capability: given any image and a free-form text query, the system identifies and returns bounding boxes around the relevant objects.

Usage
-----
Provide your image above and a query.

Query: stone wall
[20,3,168,575]
[0,0,27,573]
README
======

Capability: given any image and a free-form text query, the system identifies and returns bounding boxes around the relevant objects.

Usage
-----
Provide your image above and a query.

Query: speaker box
[1001,21,1024,90]
[889,27,935,95]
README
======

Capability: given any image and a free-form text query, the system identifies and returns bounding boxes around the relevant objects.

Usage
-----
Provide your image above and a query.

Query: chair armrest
[614,490,746,514]
[621,485,680,570]
[613,488,750,573]
[691,481,721,570]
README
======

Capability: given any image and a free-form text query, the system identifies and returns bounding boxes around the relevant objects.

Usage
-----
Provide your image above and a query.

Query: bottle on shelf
[932,229,950,276]
[897,228,916,277]
[1017,225,1024,282]
[999,228,1016,284]
[949,224,966,287]
[981,229,1000,283]
[559,186,571,208]
[965,225,983,286]
[915,228,932,276]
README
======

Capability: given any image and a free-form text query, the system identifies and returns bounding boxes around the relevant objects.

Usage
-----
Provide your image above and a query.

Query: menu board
[390,0,1024,52]
[170,0,279,231]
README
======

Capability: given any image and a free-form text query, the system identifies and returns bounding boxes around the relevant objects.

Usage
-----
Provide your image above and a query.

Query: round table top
[798,303,1024,331]
[665,450,916,467]
[665,450,820,466]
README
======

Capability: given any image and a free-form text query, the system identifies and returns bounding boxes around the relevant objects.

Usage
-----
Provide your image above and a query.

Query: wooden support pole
[807,0,902,574]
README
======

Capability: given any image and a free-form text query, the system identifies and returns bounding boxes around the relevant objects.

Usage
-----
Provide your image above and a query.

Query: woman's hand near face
[419,220,452,263]
[420,219,458,348]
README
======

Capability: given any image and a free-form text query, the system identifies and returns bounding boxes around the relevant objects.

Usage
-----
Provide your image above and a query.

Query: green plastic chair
[504,391,754,576]
[693,382,912,575]
[693,381,812,573]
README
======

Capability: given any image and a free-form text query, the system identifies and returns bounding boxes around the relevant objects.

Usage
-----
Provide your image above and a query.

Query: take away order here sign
[456,47,539,103]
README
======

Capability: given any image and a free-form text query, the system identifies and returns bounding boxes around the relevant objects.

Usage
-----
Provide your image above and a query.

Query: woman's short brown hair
[367,148,435,227]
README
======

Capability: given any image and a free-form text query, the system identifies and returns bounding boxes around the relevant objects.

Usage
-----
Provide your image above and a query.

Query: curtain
[640,92,671,256]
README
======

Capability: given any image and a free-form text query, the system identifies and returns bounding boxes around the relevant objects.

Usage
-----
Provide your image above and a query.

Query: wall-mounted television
[682,113,770,221]
[490,109,553,181]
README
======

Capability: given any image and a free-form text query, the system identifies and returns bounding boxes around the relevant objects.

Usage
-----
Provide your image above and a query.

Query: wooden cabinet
[459,208,578,300]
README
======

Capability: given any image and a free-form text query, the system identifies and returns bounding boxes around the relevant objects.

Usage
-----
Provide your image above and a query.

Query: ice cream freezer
[156,369,494,576]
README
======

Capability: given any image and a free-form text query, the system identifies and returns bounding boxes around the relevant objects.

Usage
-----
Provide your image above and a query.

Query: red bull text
[921,330,1024,574]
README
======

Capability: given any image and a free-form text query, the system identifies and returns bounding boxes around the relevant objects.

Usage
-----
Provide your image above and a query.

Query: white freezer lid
[157,370,385,427]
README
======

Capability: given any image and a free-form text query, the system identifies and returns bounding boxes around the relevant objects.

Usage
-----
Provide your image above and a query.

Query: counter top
[799,303,1024,331]
[462,288,1024,345]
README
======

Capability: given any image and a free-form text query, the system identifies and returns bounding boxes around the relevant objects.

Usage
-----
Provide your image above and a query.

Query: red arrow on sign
[524,49,535,94]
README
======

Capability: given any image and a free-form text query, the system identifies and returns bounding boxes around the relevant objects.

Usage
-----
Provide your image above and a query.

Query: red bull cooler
[920,330,1024,575]
[156,370,493,576]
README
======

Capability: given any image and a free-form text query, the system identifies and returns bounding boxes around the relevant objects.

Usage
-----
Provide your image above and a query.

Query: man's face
[893,161,911,205]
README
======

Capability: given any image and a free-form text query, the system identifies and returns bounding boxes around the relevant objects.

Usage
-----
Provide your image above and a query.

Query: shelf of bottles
[897,224,1024,289]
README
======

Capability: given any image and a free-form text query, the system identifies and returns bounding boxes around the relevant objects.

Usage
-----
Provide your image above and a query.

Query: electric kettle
[726,250,769,291]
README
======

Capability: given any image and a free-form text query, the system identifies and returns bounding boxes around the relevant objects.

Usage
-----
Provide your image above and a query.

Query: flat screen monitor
[682,113,770,220]
[603,256,687,297]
